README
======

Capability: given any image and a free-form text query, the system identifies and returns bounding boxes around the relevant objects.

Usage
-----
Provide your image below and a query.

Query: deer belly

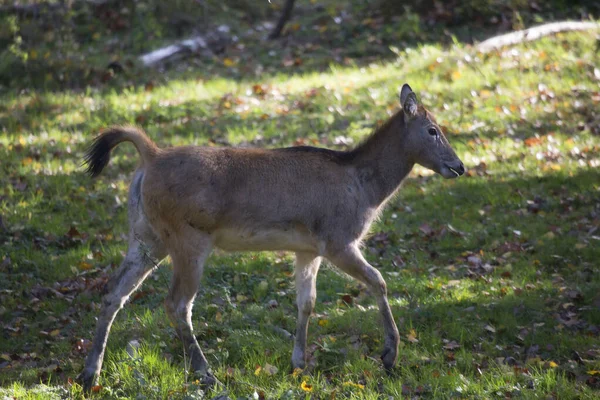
[212,226,319,253]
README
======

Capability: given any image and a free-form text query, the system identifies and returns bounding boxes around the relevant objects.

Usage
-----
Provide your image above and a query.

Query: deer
[78,84,465,391]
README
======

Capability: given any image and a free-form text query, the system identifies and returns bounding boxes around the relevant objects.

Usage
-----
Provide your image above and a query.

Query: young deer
[79,84,464,391]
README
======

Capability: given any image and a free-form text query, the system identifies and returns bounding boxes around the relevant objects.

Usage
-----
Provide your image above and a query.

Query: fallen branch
[0,1,65,14]
[476,21,600,53]
[139,32,227,67]
[0,0,111,15]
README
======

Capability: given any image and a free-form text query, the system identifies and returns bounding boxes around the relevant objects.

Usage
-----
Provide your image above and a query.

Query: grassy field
[1,1,600,399]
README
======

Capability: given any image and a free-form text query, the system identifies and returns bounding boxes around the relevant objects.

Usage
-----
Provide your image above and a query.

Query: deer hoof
[193,370,216,389]
[77,369,98,392]
[381,346,398,371]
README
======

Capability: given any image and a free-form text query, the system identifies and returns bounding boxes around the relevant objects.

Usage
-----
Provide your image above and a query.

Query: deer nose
[445,161,465,177]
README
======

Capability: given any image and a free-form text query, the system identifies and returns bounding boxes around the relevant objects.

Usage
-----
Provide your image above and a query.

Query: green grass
[1,1,600,399]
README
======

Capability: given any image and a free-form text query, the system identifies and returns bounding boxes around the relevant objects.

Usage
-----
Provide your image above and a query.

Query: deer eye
[428,127,438,136]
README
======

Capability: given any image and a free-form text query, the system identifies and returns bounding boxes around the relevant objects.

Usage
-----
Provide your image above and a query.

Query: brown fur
[78,84,464,391]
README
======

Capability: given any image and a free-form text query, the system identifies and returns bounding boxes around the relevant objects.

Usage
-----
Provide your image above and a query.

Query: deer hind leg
[292,252,321,370]
[163,229,214,385]
[327,244,400,371]
[79,209,166,391]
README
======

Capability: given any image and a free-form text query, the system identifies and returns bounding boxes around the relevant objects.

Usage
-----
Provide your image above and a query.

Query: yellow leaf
[1,354,11,362]
[407,329,418,343]
[50,329,60,337]
[78,261,93,271]
[587,370,600,376]
[223,58,236,67]
[254,366,261,376]
[236,294,247,302]
[292,368,303,377]
[548,361,559,368]
[343,381,365,389]
[300,380,313,392]
[318,319,329,327]
[526,356,542,366]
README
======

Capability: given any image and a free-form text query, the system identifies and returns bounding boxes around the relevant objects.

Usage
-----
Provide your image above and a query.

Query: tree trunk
[269,0,296,40]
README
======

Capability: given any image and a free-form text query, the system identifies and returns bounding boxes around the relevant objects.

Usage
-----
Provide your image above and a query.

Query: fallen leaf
[301,380,313,392]
[66,226,81,238]
[91,385,103,393]
[343,381,365,389]
[588,370,600,376]
[340,294,353,305]
[525,137,543,147]
[407,329,419,343]
[419,223,433,236]
[443,340,460,350]
[78,261,93,271]
[223,58,236,67]
[264,363,278,376]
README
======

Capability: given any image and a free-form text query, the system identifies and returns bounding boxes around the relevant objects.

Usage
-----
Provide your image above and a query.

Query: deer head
[400,84,465,179]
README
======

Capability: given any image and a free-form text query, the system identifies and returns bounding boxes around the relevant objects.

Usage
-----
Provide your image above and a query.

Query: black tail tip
[83,135,112,178]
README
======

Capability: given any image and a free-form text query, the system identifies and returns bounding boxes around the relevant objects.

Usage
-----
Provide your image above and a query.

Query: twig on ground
[476,21,600,53]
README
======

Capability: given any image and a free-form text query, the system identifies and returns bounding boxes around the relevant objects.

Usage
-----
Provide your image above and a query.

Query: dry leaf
[264,363,278,376]
[407,329,419,343]
[443,340,460,350]
[301,380,313,392]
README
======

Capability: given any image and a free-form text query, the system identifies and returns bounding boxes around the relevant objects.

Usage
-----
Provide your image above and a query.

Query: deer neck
[350,111,415,206]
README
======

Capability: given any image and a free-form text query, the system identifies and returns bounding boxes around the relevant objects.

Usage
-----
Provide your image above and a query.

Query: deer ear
[399,84,418,118]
